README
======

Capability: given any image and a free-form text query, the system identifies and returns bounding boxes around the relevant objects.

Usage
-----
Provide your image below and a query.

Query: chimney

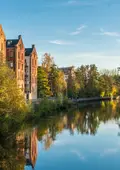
[18,35,22,39]
[32,44,35,48]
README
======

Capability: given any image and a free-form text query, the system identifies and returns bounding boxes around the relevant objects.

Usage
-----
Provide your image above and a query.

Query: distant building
[59,66,75,81]
[25,45,38,100]
[6,35,25,92]
[0,25,6,63]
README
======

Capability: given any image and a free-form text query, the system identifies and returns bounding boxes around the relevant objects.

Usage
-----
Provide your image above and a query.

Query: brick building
[25,128,38,169]
[6,35,25,92]
[59,66,75,81]
[0,25,6,63]
[25,45,38,100]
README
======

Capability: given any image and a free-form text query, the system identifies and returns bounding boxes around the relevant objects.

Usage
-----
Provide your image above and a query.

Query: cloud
[71,150,85,161]
[100,28,120,37]
[70,25,87,35]
[49,40,74,45]
[100,148,119,157]
[116,39,120,43]
[67,0,94,6]
[54,140,66,146]
[67,0,77,4]
[57,51,120,69]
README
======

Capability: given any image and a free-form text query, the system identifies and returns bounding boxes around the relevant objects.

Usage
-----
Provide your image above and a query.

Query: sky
[1,0,120,69]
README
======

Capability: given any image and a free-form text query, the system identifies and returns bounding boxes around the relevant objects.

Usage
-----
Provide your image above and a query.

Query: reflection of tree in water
[0,101,120,169]
[37,101,120,149]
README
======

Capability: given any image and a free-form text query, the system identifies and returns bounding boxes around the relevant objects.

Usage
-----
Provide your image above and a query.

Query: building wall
[16,39,25,92]
[31,49,37,100]
[25,47,38,100]
[6,37,25,93]
[25,56,32,100]
[6,48,15,70]
[30,128,38,167]
[60,66,75,82]
[0,25,6,63]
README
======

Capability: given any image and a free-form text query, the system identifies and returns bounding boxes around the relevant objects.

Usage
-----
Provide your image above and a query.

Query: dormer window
[7,41,12,45]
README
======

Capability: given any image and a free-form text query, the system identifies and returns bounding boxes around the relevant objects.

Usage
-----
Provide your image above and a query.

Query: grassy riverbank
[27,97,75,119]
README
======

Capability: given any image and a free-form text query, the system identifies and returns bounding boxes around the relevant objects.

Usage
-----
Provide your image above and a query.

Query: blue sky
[1,0,120,69]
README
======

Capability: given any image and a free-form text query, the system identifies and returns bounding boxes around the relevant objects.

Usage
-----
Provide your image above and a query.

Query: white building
[25,45,38,100]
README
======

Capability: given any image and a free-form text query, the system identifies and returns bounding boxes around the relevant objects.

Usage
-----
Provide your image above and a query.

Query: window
[7,41,12,46]
[22,64,23,70]
[10,51,13,57]
[18,63,20,69]
[1,43,3,51]
[21,53,23,60]
[22,73,24,80]
[18,52,20,59]
[10,62,13,68]
[21,73,24,80]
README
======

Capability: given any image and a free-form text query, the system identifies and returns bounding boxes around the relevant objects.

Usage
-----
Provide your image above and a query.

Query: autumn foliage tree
[0,64,28,118]
[38,54,67,97]
[42,53,54,73]
[39,53,119,99]
[49,64,66,96]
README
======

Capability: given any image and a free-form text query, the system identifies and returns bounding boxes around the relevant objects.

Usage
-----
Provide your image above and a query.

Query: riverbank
[32,96,118,105]
[26,96,119,120]
[72,96,118,103]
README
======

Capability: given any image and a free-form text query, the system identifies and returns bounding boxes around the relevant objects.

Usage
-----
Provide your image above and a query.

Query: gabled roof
[6,39,19,47]
[25,45,36,56]
[25,48,33,56]
[6,35,22,48]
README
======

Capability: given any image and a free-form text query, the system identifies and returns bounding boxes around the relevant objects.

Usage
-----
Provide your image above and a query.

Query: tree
[42,53,54,73]
[37,66,51,98]
[76,65,100,97]
[0,64,28,118]
[49,64,67,96]
[99,73,113,97]
[67,73,80,98]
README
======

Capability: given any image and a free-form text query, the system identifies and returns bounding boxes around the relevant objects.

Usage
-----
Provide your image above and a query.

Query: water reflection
[0,101,120,170]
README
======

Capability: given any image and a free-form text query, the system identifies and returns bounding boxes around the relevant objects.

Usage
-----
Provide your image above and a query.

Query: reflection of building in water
[15,128,38,170]
[25,128,38,169]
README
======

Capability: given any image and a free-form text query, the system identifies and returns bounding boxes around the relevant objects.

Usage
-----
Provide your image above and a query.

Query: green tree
[67,73,80,98]
[76,65,100,97]
[37,66,51,98]
[49,64,66,96]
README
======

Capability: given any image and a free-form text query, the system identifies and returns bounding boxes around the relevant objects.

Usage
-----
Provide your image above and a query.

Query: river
[0,101,120,170]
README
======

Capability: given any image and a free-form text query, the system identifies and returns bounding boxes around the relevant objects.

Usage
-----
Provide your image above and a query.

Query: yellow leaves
[57,71,67,91]
[100,91,105,97]
[0,64,28,116]
[101,101,105,108]
[112,86,117,96]
[42,53,54,73]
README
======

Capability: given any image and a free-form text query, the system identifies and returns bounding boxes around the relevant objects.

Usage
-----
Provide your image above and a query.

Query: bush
[33,97,72,118]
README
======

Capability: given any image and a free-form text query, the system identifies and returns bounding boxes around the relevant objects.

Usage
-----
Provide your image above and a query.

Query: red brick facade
[6,36,25,92]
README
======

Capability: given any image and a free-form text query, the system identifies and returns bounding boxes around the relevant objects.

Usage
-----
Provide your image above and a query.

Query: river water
[0,101,120,170]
